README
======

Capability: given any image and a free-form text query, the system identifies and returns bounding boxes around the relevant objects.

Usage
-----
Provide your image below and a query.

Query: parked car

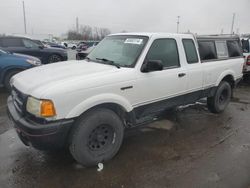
[76,42,88,51]
[0,36,68,64]
[0,49,41,91]
[76,46,97,60]
[241,38,250,74]
[43,41,66,49]
[7,33,244,167]
[76,41,99,60]
[67,42,77,50]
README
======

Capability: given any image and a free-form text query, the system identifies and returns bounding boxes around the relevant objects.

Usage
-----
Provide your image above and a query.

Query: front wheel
[69,108,124,167]
[3,70,21,92]
[48,54,62,63]
[207,81,232,113]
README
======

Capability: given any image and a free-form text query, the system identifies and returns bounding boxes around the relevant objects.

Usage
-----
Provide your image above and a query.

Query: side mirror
[39,45,44,49]
[141,60,163,73]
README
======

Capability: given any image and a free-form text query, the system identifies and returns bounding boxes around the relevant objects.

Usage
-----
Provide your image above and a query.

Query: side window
[198,41,217,61]
[182,39,199,64]
[23,39,39,49]
[146,38,180,68]
[1,38,23,47]
[215,41,228,59]
[241,39,249,53]
[227,40,242,57]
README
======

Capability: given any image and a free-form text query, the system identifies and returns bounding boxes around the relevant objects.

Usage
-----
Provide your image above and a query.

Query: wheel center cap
[96,134,104,142]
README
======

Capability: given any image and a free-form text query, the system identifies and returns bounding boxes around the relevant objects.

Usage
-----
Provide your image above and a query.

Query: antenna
[177,16,180,33]
[230,13,235,35]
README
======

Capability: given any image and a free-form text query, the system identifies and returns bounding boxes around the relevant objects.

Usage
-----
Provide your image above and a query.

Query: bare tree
[67,25,111,41]
[80,25,92,40]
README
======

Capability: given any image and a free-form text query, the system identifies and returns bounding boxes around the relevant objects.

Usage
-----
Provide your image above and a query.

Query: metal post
[177,16,180,33]
[76,17,79,33]
[22,1,27,34]
[230,13,235,35]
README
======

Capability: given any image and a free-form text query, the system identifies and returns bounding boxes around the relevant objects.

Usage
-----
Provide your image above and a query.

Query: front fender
[65,93,133,119]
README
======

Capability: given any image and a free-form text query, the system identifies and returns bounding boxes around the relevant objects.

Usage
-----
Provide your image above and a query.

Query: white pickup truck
[7,33,244,166]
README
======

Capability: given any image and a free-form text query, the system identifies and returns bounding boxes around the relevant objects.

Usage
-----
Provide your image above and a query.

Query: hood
[12,53,40,61]
[13,60,129,97]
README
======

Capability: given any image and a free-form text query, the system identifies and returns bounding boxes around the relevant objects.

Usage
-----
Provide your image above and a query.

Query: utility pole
[177,16,180,33]
[22,1,27,34]
[76,17,79,33]
[230,13,235,35]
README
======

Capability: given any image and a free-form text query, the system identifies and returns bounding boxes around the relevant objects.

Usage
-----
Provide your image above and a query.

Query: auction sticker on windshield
[124,38,143,45]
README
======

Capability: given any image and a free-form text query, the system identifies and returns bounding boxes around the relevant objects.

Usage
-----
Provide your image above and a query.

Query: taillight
[247,56,250,66]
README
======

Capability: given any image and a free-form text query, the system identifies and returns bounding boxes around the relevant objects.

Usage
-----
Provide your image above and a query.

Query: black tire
[69,108,124,167]
[3,70,21,92]
[71,46,76,50]
[48,54,62,63]
[207,81,232,113]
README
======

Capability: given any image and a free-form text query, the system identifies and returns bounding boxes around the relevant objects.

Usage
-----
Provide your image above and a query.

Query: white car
[242,38,250,74]
[62,41,77,49]
[8,33,244,166]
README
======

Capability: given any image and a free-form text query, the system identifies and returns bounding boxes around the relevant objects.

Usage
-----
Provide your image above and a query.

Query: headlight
[26,97,56,118]
[26,59,41,66]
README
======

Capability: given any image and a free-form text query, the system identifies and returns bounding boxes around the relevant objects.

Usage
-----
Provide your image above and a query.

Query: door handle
[178,73,186,77]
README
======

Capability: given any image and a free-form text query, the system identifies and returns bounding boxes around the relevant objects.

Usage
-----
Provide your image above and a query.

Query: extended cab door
[181,38,204,103]
[134,38,188,118]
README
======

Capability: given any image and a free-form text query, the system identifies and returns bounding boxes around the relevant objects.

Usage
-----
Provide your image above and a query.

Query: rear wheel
[69,108,124,166]
[207,81,232,113]
[48,54,62,63]
[3,70,21,92]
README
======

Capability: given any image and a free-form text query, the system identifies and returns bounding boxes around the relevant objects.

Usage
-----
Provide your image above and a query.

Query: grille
[11,87,27,115]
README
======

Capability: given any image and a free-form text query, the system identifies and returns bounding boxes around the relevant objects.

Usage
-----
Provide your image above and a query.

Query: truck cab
[7,33,244,166]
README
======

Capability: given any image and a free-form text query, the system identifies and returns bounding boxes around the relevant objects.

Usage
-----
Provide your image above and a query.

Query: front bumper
[7,96,74,150]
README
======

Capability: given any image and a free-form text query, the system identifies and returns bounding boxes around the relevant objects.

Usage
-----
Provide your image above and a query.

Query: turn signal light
[41,100,56,117]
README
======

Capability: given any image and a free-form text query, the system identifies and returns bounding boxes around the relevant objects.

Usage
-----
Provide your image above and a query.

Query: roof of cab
[109,32,194,38]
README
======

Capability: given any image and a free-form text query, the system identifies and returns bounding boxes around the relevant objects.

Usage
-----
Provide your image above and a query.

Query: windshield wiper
[96,58,120,69]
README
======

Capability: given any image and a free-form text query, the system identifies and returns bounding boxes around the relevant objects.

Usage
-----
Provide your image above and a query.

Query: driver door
[134,38,188,118]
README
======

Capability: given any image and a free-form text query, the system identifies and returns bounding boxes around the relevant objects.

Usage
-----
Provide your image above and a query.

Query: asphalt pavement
[1,82,250,188]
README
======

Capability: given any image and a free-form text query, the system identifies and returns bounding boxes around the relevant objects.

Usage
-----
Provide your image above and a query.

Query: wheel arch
[0,67,25,84]
[215,70,235,88]
[65,94,134,125]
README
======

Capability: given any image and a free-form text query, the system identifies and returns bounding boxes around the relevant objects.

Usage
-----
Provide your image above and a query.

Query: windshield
[87,35,148,67]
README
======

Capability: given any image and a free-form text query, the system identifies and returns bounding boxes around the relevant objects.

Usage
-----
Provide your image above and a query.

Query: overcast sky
[0,0,249,37]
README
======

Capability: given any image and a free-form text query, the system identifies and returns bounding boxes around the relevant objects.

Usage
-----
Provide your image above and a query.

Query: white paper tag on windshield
[124,38,143,45]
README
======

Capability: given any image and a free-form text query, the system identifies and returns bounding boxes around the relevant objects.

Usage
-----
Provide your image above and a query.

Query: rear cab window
[146,38,180,69]
[182,39,199,64]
